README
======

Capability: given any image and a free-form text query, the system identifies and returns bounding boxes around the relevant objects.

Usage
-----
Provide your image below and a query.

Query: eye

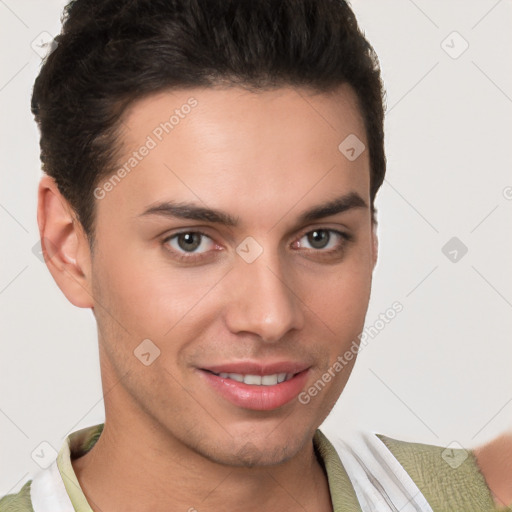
[294,229,351,253]
[163,231,217,260]
[162,228,352,264]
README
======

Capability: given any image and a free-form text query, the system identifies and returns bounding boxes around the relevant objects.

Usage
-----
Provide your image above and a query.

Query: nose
[222,250,305,343]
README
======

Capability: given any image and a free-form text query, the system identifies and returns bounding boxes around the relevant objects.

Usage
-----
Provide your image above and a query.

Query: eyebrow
[138,191,368,227]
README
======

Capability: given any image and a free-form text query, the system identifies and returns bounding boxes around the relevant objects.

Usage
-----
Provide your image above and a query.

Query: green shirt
[0,423,507,512]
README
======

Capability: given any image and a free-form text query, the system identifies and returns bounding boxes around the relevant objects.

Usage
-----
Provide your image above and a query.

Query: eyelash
[161,228,353,263]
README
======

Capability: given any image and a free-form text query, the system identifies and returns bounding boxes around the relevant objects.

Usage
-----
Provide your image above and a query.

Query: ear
[371,221,378,270]
[37,174,94,308]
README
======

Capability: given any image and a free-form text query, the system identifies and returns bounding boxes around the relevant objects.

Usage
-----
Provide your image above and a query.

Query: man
[1,0,510,510]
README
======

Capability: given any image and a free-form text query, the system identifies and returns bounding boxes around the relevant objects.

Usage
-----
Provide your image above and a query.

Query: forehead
[96,85,370,227]
[121,84,366,152]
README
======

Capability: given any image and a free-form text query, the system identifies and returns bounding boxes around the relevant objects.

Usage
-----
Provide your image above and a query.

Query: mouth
[204,370,296,386]
[197,362,311,411]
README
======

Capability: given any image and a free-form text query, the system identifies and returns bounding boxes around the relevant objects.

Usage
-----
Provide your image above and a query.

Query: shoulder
[0,422,103,512]
[377,434,502,512]
[0,480,34,512]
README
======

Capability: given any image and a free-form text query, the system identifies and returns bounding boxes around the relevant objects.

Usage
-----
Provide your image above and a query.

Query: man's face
[89,85,376,466]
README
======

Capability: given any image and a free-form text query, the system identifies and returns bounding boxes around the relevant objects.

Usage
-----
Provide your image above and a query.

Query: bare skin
[474,433,512,509]
[37,84,377,512]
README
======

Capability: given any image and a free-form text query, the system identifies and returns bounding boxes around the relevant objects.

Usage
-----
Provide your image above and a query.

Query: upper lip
[200,361,310,376]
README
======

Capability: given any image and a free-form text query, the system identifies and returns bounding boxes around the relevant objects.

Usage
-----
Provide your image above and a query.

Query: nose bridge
[224,244,304,342]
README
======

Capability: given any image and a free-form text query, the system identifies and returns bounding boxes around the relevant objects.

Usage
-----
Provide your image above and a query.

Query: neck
[71,415,333,512]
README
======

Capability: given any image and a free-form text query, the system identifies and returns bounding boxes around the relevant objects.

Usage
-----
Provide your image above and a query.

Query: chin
[196,428,311,468]
[206,444,292,468]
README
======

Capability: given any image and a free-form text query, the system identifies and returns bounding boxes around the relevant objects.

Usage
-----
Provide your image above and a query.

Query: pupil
[179,233,201,251]
[309,230,329,249]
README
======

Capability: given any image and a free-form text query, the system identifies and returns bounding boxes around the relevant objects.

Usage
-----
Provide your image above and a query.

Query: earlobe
[37,174,94,308]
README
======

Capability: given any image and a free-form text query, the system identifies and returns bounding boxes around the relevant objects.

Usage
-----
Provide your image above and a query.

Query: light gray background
[1,0,511,495]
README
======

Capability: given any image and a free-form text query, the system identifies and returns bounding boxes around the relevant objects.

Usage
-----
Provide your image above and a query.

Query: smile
[208,371,295,385]
[199,367,310,410]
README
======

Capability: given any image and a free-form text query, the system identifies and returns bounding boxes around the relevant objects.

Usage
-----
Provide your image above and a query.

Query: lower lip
[198,369,310,411]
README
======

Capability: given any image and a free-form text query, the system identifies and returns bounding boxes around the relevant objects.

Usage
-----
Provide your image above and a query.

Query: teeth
[261,374,277,385]
[215,372,294,385]
[245,374,262,385]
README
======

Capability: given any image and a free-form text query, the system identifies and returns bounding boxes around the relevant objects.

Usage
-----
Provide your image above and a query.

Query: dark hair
[31,0,386,248]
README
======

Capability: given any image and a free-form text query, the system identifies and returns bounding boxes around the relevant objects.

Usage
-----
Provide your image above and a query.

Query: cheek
[300,259,371,414]
[92,226,373,349]
[306,278,370,362]
[304,248,373,334]
[92,239,220,339]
